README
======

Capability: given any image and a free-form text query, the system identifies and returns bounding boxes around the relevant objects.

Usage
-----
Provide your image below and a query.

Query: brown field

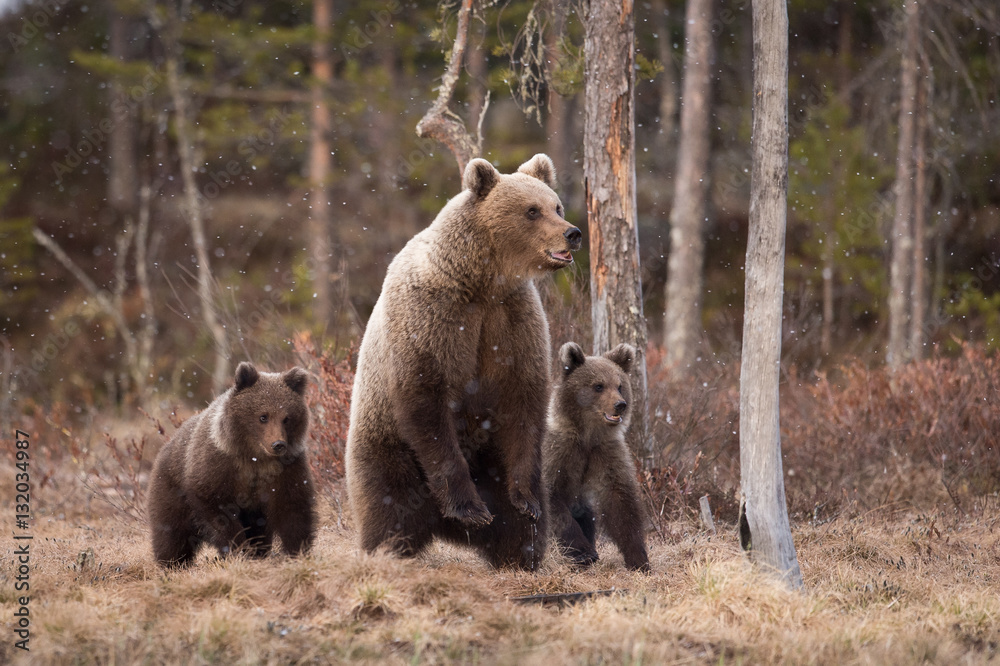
[2,484,999,665]
[4,345,1000,664]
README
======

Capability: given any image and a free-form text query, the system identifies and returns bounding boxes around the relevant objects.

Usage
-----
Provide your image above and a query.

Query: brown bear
[346,154,581,570]
[148,362,316,566]
[543,342,650,571]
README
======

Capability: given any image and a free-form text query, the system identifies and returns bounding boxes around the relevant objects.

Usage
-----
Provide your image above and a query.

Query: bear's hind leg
[353,459,437,559]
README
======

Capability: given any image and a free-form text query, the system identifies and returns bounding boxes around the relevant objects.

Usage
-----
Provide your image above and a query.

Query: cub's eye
[259,414,269,423]
[556,204,564,218]
[526,206,540,220]
[282,416,290,425]
[618,384,623,393]
[594,384,604,393]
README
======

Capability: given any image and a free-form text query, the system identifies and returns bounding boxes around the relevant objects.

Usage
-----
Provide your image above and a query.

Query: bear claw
[509,488,541,522]
[447,498,494,527]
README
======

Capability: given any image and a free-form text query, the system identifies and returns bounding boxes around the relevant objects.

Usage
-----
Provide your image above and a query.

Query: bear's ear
[604,343,636,374]
[234,362,259,392]
[283,367,309,396]
[558,342,587,377]
[517,153,557,189]
[463,158,500,199]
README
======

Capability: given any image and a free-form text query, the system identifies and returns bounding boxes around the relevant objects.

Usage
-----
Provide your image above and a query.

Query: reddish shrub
[293,333,354,494]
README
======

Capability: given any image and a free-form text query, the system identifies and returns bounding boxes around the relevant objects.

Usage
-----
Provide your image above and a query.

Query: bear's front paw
[445,495,494,527]
[508,487,541,522]
[567,547,599,567]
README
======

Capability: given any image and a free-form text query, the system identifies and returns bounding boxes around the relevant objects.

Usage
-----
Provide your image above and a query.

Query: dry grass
[2,487,998,665]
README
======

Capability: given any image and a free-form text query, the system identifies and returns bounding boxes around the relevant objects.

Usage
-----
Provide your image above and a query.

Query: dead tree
[416,0,489,175]
[738,0,803,589]
[664,0,715,374]
[887,0,920,369]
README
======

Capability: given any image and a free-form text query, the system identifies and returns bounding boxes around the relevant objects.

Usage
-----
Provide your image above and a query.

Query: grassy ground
[3,492,999,665]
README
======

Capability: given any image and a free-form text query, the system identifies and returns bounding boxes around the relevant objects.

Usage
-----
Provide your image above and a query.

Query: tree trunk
[107,12,137,216]
[909,54,929,360]
[739,0,803,589]
[309,0,334,330]
[165,54,231,395]
[583,0,650,464]
[887,0,919,369]
[664,0,715,373]
[652,0,678,171]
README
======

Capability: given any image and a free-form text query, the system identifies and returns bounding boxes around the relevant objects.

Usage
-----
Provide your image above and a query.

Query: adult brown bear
[346,154,580,570]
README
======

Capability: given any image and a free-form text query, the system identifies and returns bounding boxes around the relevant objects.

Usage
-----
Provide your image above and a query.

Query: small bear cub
[543,342,650,571]
[148,362,316,566]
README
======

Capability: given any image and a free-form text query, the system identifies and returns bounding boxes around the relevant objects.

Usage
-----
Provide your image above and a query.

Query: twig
[415,0,484,175]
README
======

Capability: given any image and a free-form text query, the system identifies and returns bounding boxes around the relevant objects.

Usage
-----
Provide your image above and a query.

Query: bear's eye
[260,414,269,423]
[526,206,540,220]
[282,416,290,425]
[594,383,604,393]
[556,204,564,218]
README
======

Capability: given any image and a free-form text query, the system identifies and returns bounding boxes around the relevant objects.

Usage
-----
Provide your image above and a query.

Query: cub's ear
[283,367,309,396]
[463,158,500,199]
[234,362,259,392]
[517,153,556,189]
[558,342,587,377]
[604,343,636,374]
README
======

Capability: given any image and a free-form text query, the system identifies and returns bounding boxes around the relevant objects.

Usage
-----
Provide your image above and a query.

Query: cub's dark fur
[148,363,315,566]
[543,342,650,571]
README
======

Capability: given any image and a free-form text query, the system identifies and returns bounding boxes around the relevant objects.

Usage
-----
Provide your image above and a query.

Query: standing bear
[543,342,650,571]
[346,154,581,570]
[148,362,316,566]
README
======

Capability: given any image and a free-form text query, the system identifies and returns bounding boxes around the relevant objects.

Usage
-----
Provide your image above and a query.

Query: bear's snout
[563,226,582,250]
[271,440,287,454]
[613,400,628,416]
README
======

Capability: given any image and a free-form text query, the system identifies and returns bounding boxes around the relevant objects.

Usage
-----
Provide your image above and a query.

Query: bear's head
[220,362,310,462]
[463,154,582,278]
[555,341,635,433]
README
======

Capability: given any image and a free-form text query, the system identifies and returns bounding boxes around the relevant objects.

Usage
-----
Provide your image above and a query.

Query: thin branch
[415,0,483,175]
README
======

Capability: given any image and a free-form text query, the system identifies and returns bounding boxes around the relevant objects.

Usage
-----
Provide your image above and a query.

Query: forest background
[1,0,1000,663]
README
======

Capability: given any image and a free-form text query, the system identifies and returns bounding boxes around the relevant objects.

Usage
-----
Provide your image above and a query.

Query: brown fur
[346,154,581,570]
[148,363,316,566]
[543,342,650,571]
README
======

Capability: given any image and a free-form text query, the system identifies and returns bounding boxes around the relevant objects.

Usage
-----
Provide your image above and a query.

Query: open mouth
[604,413,623,425]
[547,250,574,264]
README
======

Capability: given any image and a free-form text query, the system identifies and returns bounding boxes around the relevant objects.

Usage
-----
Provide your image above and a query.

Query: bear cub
[543,342,650,571]
[148,362,316,566]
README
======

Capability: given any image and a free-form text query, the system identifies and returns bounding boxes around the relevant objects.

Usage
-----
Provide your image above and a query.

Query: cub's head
[463,154,582,277]
[221,362,310,462]
[554,342,635,433]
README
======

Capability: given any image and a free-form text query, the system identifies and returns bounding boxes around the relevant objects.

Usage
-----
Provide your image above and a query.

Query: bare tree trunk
[738,0,803,589]
[108,12,137,215]
[416,0,487,176]
[653,0,678,170]
[165,53,231,394]
[583,0,650,464]
[909,53,929,360]
[664,0,714,374]
[133,179,157,400]
[309,0,333,330]
[887,0,919,369]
